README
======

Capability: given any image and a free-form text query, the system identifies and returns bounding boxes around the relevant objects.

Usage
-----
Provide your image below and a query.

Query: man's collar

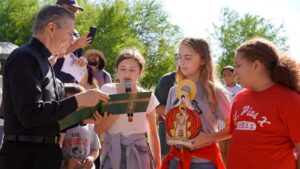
[30,37,52,58]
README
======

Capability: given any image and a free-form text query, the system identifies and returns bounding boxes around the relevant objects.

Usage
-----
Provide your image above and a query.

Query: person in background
[218,65,243,164]
[78,64,101,168]
[162,38,231,169]
[54,0,91,83]
[154,53,178,158]
[226,38,300,169]
[62,83,100,169]
[84,49,112,88]
[94,48,161,169]
[0,5,108,169]
[221,65,243,103]
[79,65,99,90]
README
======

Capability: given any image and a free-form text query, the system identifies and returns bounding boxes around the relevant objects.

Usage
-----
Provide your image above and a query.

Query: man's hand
[75,90,109,108]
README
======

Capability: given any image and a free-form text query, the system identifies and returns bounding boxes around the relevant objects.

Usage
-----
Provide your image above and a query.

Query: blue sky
[161,0,300,62]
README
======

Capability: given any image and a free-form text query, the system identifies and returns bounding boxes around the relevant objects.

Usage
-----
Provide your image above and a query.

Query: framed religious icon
[165,79,201,147]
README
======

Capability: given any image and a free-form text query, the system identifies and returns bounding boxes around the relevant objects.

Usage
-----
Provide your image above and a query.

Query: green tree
[78,0,182,88]
[0,0,182,88]
[131,0,182,88]
[0,0,40,45]
[210,7,289,77]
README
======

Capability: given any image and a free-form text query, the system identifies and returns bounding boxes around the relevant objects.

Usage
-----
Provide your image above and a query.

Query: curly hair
[236,38,300,93]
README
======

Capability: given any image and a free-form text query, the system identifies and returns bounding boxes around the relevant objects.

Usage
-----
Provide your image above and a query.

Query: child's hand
[74,56,88,67]
[81,156,94,169]
[190,132,210,149]
[93,111,110,124]
[64,158,81,169]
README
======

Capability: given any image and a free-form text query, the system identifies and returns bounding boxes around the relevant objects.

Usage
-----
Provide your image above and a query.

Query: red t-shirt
[227,84,300,169]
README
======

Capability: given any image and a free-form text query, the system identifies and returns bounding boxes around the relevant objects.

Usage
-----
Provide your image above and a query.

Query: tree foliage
[210,7,289,77]
[81,0,182,88]
[0,0,40,45]
[0,0,182,88]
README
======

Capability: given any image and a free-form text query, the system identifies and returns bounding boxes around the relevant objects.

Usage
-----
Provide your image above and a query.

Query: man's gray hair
[32,5,75,35]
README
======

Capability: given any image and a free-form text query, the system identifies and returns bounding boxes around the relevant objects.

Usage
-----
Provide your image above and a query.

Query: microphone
[125,79,132,93]
[124,79,133,122]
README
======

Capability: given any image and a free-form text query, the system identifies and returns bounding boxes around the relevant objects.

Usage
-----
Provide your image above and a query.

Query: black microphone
[124,79,133,122]
[125,79,132,93]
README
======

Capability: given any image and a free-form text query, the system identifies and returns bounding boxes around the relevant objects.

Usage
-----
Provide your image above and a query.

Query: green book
[58,92,151,130]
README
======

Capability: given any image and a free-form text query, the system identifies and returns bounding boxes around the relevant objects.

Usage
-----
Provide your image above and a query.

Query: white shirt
[100,83,159,137]
[224,84,243,103]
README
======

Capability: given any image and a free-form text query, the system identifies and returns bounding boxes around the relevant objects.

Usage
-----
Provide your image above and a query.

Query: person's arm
[147,110,161,169]
[65,33,91,55]
[82,149,99,169]
[156,105,166,117]
[94,112,119,134]
[63,158,82,169]
[191,87,232,148]
[7,54,108,129]
[190,118,232,148]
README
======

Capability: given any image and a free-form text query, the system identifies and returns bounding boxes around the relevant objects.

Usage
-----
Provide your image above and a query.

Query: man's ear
[46,22,56,38]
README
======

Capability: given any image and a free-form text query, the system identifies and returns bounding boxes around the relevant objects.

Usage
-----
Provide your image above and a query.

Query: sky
[161,0,300,62]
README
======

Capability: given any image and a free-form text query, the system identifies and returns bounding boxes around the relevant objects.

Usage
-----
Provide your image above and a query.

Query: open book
[58,92,151,130]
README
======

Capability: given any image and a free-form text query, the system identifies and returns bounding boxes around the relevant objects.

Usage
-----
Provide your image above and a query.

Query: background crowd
[0,1,299,169]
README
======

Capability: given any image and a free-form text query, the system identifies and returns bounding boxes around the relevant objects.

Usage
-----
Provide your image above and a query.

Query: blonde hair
[177,38,218,110]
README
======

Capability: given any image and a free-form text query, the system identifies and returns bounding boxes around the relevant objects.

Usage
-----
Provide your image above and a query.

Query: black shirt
[154,71,176,105]
[2,38,78,137]
[154,71,176,121]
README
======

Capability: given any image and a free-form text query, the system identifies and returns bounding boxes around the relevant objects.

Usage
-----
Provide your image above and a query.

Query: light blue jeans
[168,159,216,169]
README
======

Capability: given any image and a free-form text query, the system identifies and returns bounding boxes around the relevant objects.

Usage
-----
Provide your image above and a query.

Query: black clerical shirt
[2,38,78,136]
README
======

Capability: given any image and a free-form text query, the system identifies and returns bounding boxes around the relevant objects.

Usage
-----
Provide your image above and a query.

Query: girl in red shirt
[227,38,300,169]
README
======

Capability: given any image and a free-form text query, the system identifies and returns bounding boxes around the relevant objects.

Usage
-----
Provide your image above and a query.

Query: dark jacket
[2,38,77,137]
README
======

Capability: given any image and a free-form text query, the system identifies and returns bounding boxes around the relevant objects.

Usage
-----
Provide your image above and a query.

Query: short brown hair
[116,48,145,72]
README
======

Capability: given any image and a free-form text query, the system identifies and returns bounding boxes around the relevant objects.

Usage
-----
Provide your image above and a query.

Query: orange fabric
[161,143,225,169]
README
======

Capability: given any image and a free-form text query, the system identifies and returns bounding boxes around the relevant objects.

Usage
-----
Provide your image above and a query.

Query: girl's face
[116,58,142,85]
[222,69,235,86]
[178,44,205,79]
[234,52,256,89]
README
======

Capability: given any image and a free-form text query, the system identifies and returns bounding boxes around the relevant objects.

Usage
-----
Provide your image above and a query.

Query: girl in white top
[94,48,161,169]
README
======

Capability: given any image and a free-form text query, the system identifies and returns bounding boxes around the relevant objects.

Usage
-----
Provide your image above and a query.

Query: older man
[0,5,108,169]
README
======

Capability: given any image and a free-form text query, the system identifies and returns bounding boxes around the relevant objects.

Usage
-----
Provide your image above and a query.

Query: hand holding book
[58,92,151,130]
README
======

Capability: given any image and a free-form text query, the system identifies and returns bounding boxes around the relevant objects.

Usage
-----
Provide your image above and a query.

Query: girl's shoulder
[214,83,228,96]
[100,83,117,93]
